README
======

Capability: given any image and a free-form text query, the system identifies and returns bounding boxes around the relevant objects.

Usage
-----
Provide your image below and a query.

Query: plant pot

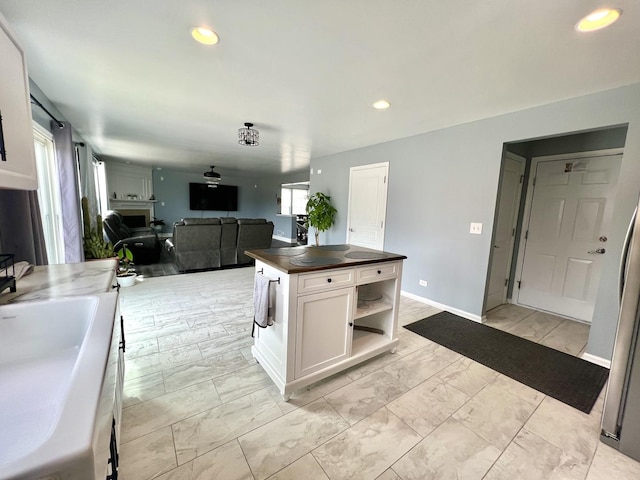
[152,225,163,233]
[116,272,137,287]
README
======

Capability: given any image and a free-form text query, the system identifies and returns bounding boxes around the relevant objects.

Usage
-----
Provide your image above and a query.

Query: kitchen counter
[0,259,117,305]
[245,244,407,274]
[249,245,406,400]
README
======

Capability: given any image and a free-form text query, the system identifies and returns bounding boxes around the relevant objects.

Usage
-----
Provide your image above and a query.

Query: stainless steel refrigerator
[601,205,640,460]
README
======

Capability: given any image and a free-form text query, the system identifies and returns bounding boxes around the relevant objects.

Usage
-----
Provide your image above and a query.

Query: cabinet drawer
[356,261,399,284]
[298,268,355,294]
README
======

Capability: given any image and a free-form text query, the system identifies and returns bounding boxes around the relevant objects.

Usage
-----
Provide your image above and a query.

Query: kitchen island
[245,245,406,400]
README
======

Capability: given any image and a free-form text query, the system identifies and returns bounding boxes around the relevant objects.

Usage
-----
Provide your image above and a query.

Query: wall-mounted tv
[189,183,238,211]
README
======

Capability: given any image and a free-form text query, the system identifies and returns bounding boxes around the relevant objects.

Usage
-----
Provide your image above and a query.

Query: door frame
[346,161,389,250]
[512,147,624,317]
[485,151,525,312]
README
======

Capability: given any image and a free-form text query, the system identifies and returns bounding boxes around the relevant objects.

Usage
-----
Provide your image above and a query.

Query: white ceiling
[1,1,639,176]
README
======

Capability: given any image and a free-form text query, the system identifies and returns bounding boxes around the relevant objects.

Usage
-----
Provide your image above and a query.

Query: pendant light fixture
[238,122,259,146]
[203,165,221,185]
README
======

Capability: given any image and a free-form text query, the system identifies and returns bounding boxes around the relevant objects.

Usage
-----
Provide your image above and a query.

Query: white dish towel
[253,273,274,331]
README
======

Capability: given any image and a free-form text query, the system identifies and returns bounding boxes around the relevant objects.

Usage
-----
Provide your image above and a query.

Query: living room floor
[117,268,640,480]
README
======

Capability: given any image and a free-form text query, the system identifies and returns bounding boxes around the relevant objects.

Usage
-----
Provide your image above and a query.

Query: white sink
[0,293,119,479]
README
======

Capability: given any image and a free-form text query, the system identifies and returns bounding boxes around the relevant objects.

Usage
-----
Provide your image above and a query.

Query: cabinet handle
[377,270,381,274]
[119,315,126,353]
[349,322,353,327]
[327,278,332,283]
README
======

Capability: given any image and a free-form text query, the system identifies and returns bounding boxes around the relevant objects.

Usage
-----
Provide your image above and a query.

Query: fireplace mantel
[109,199,157,209]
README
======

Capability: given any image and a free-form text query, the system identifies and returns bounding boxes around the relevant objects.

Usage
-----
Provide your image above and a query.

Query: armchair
[102,210,162,264]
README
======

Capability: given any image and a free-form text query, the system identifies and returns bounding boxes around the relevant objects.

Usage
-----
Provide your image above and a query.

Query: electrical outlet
[419,279,428,287]
[470,222,483,234]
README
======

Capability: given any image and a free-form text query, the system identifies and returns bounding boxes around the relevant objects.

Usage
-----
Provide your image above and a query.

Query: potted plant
[149,217,165,233]
[115,244,136,287]
[305,192,337,246]
[82,196,115,260]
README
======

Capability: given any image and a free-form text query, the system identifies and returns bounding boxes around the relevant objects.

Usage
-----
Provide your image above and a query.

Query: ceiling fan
[203,165,221,185]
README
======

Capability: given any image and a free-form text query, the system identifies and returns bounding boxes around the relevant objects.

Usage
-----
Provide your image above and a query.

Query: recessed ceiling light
[191,26,219,45]
[373,100,390,110]
[576,8,622,32]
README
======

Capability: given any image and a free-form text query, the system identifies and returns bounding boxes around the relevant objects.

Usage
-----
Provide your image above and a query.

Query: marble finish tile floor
[118,269,640,479]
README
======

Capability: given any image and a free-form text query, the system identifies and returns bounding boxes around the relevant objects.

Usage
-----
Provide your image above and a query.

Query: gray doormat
[404,311,608,413]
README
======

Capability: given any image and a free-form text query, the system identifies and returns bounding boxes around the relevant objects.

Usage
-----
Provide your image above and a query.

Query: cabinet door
[0,14,37,190]
[295,287,354,378]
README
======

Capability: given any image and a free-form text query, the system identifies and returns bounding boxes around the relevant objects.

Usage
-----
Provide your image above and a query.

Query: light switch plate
[470,222,483,234]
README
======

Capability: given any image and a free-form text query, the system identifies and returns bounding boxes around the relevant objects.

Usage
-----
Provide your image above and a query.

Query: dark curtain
[0,189,48,265]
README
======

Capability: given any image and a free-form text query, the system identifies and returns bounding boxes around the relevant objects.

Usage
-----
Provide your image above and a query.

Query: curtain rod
[29,94,64,128]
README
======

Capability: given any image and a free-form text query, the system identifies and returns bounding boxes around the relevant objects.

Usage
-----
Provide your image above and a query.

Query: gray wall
[151,168,308,231]
[309,82,640,361]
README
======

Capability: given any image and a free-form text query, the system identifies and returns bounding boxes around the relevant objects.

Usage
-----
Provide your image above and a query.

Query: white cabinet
[295,287,354,378]
[0,12,37,190]
[252,257,403,400]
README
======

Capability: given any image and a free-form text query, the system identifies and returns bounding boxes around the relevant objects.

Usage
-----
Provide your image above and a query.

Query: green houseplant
[305,192,337,246]
[149,217,165,233]
[116,244,136,287]
[82,196,115,259]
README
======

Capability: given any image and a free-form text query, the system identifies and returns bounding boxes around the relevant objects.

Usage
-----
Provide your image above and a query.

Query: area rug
[404,311,609,413]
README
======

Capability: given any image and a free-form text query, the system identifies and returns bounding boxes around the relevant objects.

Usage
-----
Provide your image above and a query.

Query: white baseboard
[272,235,297,243]
[401,291,482,323]
[581,352,611,369]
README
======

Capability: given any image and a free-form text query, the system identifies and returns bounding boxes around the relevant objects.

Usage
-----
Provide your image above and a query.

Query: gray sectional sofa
[166,217,274,272]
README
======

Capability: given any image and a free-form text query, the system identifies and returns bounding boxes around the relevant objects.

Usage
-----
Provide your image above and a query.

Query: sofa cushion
[182,218,222,225]
[237,218,267,225]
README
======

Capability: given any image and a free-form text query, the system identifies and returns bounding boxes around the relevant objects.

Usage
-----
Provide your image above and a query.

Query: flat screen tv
[189,183,238,211]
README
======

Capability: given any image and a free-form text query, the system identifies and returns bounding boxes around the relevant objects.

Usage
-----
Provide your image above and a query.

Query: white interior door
[346,162,389,250]
[517,153,622,321]
[486,153,525,311]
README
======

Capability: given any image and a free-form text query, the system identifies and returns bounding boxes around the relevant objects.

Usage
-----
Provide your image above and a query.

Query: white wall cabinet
[0,12,37,190]
[252,258,403,400]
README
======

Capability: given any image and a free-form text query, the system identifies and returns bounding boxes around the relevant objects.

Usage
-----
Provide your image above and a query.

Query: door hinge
[380,221,383,228]
[383,175,387,184]
[512,228,515,237]
[517,280,521,289]
[533,177,536,186]
[519,175,524,184]
[525,230,528,239]
[504,278,509,287]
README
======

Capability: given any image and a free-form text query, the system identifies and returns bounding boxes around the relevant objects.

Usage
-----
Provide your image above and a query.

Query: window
[33,124,65,264]
[280,182,309,215]
[95,158,109,215]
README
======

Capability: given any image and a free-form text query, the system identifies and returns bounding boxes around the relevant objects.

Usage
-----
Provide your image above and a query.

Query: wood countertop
[245,244,406,274]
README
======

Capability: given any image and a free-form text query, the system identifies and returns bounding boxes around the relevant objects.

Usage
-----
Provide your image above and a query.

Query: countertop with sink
[0,258,118,305]
[0,258,123,479]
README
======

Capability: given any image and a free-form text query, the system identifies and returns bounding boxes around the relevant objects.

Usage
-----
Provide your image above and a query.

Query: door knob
[588,248,606,254]
[349,228,354,232]
[493,245,500,248]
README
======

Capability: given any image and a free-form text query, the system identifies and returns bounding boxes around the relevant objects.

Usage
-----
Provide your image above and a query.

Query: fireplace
[120,209,150,228]
[108,199,155,228]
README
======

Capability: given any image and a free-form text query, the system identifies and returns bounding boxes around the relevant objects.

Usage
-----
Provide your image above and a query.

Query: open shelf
[351,328,390,356]
[355,299,392,319]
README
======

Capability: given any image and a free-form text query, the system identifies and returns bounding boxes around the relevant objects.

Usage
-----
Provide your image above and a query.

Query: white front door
[486,153,525,311]
[517,153,622,321]
[346,162,389,250]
